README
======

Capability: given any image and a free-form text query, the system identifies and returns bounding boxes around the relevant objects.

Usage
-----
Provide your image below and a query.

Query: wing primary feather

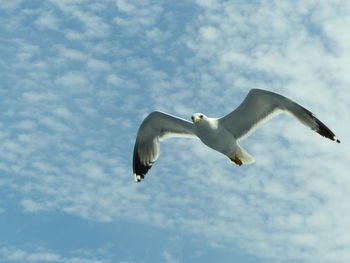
[301,108,340,143]
[133,142,152,182]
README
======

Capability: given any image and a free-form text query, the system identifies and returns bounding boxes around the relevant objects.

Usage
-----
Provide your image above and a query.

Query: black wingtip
[133,173,144,183]
[315,119,340,143]
[300,107,340,143]
[132,144,152,182]
[308,111,340,143]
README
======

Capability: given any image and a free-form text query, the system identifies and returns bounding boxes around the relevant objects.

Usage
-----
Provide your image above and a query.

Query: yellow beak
[194,117,201,123]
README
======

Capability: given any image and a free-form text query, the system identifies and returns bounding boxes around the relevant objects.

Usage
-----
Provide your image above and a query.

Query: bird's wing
[219,89,340,142]
[133,111,196,182]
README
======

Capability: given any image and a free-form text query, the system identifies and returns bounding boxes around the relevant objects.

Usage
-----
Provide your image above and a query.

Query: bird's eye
[200,115,203,118]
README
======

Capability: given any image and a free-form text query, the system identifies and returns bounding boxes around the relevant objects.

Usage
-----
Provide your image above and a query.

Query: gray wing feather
[133,111,196,182]
[219,89,340,142]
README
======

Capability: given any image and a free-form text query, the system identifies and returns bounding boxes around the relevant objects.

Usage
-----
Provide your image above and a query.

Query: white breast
[194,118,237,155]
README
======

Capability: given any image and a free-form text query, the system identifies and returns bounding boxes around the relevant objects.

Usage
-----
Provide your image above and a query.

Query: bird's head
[191,113,206,124]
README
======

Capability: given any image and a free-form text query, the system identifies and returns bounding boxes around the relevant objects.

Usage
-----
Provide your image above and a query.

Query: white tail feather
[236,146,255,164]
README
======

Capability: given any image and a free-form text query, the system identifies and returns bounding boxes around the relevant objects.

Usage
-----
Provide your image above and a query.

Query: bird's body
[192,115,252,164]
[194,116,227,153]
[132,89,340,182]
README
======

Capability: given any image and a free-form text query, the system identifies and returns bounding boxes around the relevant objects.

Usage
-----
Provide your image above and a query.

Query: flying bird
[133,89,340,182]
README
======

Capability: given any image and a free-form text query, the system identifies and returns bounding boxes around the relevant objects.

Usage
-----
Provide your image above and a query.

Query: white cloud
[87,58,110,71]
[53,107,73,119]
[199,25,219,42]
[195,0,220,9]
[0,246,110,263]
[55,72,89,87]
[0,0,23,11]
[35,11,60,30]
[48,1,111,40]
[22,91,58,102]
[21,199,52,212]
[14,43,40,61]
[113,0,163,34]
[12,120,37,131]
[163,250,180,263]
[40,116,71,132]
[72,10,111,39]
[115,0,136,13]
[105,74,123,86]
[49,0,86,13]
[58,46,87,61]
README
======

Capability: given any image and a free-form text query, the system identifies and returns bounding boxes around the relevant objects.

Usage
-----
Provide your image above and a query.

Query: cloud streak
[0,246,110,263]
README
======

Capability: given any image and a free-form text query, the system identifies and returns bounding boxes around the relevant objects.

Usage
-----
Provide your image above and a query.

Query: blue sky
[0,0,349,262]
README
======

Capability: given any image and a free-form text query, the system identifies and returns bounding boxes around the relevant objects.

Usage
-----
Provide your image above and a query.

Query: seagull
[133,89,340,182]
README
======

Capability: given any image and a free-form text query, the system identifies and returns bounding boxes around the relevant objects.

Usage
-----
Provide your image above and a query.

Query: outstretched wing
[219,89,340,142]
[133,111,196,182]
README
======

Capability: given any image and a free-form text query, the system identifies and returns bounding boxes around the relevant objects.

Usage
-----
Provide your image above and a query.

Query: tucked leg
[229,156,243,166]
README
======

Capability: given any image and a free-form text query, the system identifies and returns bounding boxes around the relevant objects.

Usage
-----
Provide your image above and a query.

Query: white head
[191,113,207,124]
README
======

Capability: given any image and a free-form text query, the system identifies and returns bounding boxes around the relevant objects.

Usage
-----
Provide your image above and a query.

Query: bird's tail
[236,146,255,164]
